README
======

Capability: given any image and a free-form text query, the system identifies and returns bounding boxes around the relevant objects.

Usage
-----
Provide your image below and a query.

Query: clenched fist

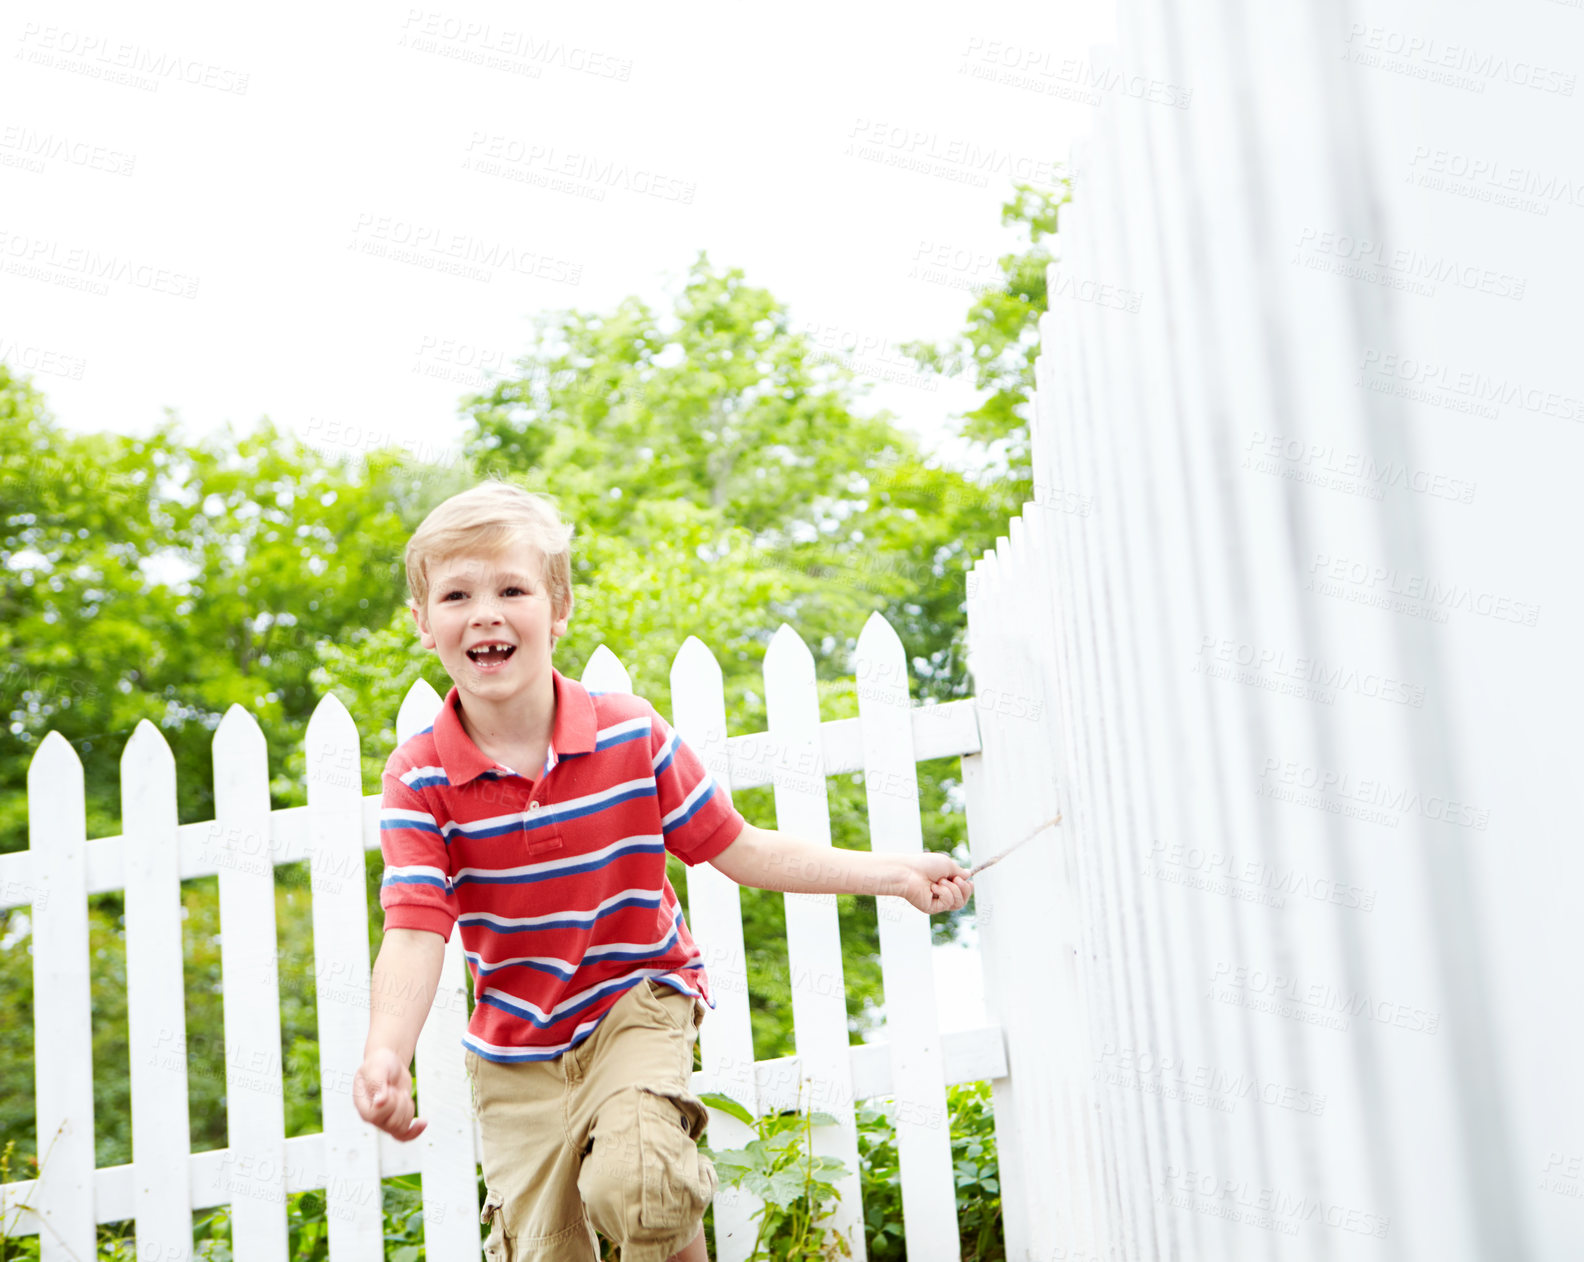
[353,1048,428,1143]
[895,853,974,914]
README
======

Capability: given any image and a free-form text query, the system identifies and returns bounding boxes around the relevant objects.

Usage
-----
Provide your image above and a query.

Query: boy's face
[411,545,571,706]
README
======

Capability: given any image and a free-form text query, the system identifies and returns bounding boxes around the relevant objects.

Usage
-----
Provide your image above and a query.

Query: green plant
[855,1099,902,1260]
[946,1082,1004,1262]
[700,1088,854,1261]
[2,1129,50,1262]
[856,1081,1005,1262]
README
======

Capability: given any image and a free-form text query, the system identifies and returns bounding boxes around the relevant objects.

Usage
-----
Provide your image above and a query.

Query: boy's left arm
[710,822,974,914]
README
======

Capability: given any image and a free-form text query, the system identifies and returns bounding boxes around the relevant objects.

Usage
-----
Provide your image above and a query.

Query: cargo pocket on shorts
[634,1085,718,1232]
[480,1186,510,1261]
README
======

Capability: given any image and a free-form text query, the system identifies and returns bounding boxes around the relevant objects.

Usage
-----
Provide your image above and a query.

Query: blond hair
[405,479,575,619]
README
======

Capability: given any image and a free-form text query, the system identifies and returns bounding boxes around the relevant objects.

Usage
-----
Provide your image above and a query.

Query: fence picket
[122,721,195,1261]
[670,636,759,1262]
[211,705,291,1260]
[762,624,866,1260]
[580,644,633,695]
[25,732,97,1262]
[304,695,384,1259]
[396,680,482,1262]
[853,613,960,1257]
[962,555,1039,1262]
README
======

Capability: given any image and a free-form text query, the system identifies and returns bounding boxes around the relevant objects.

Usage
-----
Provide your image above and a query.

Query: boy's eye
[443,585,529,601]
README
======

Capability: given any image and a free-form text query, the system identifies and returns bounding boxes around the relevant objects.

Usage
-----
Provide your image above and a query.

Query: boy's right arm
[353,927,446,1142]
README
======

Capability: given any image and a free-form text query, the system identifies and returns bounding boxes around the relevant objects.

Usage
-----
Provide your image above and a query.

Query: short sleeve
[645,701,748,866]
[378,771,459,940]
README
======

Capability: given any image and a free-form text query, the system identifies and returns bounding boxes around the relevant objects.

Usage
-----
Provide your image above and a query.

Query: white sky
[2,0,1117,464]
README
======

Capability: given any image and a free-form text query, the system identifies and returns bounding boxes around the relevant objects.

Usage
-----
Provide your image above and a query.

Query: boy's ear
[553,592,574,640]
[411,602,436,651]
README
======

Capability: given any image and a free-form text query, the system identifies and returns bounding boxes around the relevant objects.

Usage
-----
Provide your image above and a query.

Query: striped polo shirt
[377,667,747,1064]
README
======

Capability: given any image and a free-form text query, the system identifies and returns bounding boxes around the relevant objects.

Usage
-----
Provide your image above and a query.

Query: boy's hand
[353,1049,428,1142]
[895,853,974,914]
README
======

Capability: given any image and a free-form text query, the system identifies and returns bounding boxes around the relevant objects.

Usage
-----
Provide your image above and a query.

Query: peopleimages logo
[1097,1040,1329,1117]
[0,229,200,298]
[1196,633,1427,708]
[1257,756,1491,831]
[1242,431,1475,505]
[1342,24,1577,96]
[1146,838,1378,912]
[16,23,251,93]
[1357,349,1584,422]
[1159,1164,1391,1238]
[1294,228,1525,300]
[1207,961,1441,1036]
[348,213,582,285]
[1306,553,1540,628]
[0,127,136,176]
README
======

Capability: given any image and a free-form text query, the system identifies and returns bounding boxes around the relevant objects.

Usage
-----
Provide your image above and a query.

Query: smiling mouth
[467,644,517,665]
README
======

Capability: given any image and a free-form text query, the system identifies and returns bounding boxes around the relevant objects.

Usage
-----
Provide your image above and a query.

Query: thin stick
[966,813,1062,877]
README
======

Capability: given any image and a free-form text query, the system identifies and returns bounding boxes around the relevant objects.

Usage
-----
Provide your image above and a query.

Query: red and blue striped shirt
[378,668,746,1063]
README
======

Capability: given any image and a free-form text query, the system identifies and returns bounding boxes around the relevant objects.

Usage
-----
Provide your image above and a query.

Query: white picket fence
[0,614,1043,1262]
[966,0,1582,1258]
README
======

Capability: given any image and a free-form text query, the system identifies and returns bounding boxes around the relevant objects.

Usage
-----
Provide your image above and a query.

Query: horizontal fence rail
[1,616,1028,1262]
[0,701,983,907]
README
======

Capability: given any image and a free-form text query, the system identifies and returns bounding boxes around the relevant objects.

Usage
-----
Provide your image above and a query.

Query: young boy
[352,480,974,1262]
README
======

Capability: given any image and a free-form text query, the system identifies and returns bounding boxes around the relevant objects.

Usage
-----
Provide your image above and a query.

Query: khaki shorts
[464,978,718,1262]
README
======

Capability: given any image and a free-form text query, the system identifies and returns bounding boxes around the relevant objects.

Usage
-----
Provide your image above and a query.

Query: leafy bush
[859,1081,1004,1262]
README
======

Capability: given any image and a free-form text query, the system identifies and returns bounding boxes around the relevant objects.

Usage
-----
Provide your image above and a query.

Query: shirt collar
[432,666,598,786]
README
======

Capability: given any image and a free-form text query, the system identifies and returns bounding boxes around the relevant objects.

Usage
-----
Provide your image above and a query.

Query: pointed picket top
[1008,517,1029,577]
[1037,312,1056,356]
[764,622,816,730]
[398,677,445,745]
[856,609,904,660]
[855,612,911,712]
[214,702,266,764]
[671,634,723,694]
[1024,503,1053,555]
[27,728,82,786]
[582,644,633,695]
[306,690,357,746]
[671,635,731,786]
[305,693,361,801]
[765,621,814,672]
[121,718,174,775]
[979,554,1001,604]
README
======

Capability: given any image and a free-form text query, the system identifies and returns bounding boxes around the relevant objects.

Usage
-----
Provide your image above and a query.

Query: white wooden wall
[970,1,1583,1259]
[0,616,1009,1262]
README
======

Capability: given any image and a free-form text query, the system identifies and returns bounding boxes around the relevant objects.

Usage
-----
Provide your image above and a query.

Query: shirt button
[527,802,540,812]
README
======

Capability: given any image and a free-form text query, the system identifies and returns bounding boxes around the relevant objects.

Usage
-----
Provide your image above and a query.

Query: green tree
[901,175,1068,512]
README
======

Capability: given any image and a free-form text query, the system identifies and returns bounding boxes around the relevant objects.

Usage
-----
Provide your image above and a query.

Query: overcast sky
[3,0,1116,467]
